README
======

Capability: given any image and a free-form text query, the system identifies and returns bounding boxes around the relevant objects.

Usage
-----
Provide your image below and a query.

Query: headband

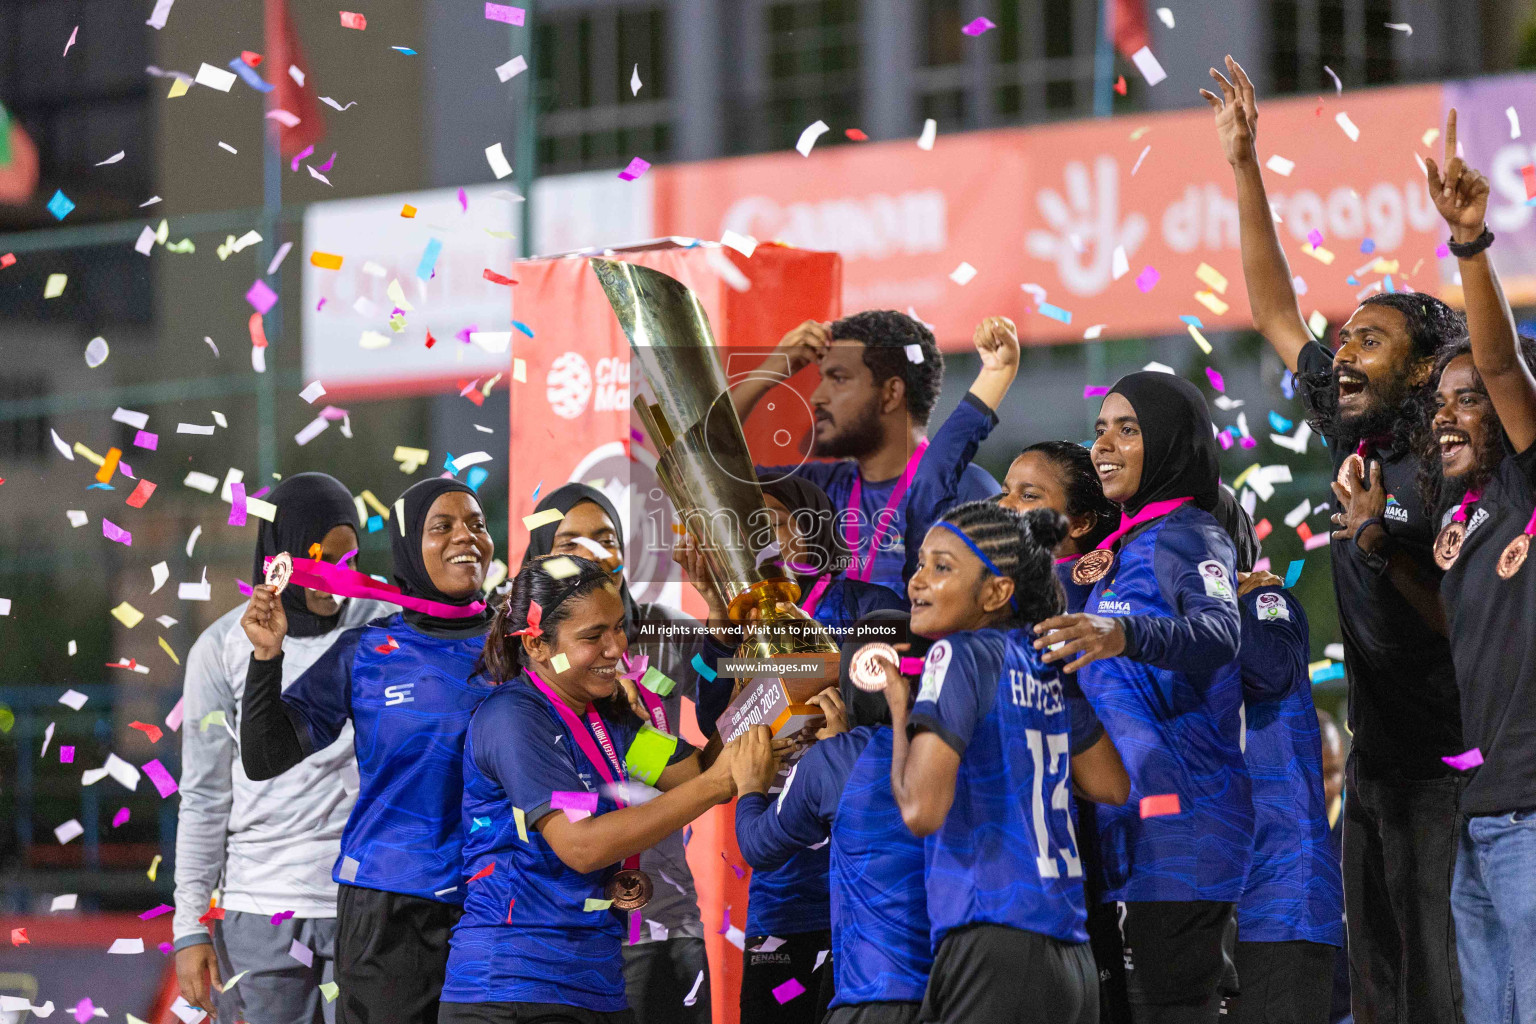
[936,521,1020,612]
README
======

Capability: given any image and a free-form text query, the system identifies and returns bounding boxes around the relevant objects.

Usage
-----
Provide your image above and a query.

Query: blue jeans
[1452,809,1536,1024]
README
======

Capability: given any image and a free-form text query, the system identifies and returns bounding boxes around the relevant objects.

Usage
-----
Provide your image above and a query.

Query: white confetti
[151,562,169,594]
[631,64,642,95]
[1323,65,1342,94]
[683,970,705,1007]
[721,230,758,258]
[194,62,237,92]
[1131,145,1151,175]
[485,142,513,179]
[1083,324,1107,340]
[795,119,830,157]
[1265,154,1295,176]
[916,118,937,151]
[50,893,76,912]
[218,141,238,154]
[96,151,126,165]
[134,226,157,255]
[319,96,357,111]
[109,937,145,955]
[904,343,924,364]
[307,165,332,186]
[295,416,330,446]
[1131,45,1166,86]
[1335,111,1360,142]
[59,689,88,710]
[55,819,84,844]
[85,337,110,368]
[1156,7,1174,27]
[186,523,202,556]
[67,509,87,527]
[495,55,528,83]
[1111,245,1129,280]
[299,380,327,404]
[267,241,294,275]
[1384,21,1412,35]
[111,407,149,429]
[146,0,175,29]
[949,261,977,286]
[1283,499,1311,529]
[289,65,305,86]
[1508,107,1521,140]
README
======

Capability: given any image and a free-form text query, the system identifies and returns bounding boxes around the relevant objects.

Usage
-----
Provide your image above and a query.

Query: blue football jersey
[910,629,1104,948]
[736,727,931,1007]
[1236,586,1344,946]
[280,614,492,902]
[442,680,693,1009]
[1056,557,1095,614]
[758,392,1001,594]
[1078,503,1253,903]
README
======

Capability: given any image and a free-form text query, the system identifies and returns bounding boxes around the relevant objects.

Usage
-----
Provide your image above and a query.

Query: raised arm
[1202,55,1314,372]
[730,320,832,421]
[1426,108,1536,453]
[967,316,1021,411]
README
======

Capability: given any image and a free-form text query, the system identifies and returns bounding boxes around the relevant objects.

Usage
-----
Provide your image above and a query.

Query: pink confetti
[60,746,75,764]
[1306,228,1325,247]
[457,187,468,212]
[102,518,132,546]
[961,16,995,35]
[1240,436,1258,449]
[485,2,525,25]
[112,807,130,827]
[720,852,746,879]
[899,656,924,675]
[1442,748,1483,771]
[246,279,278,315]
[618,157,651,181]
[73,999,95,1024]
[339,10,366,29]
[1135,266,1160,293]
[1205,367,1225,392]
[143,758,178,798]
[158,941,173,954]
[229,481,248,527]
[772,978,807,1004]
[290,143,314,172]
[718,907,732,934]
[138,903,173,920]
[1083,385,1109,398]
[1435,243,1451,258]
[551,790,598,821]
[272,909,296,925]
[629,910,642,943]
[317,151,337,173]
[1217,432,1233,450]
[133,430,158,450]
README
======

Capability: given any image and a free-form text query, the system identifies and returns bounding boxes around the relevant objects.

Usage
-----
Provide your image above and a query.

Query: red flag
[1107,0,1149,61]
[264,0,325,159]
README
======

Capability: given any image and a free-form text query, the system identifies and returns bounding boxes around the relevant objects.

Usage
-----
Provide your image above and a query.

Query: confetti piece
[949,261,977,286]
[618,156,651,181]
[125,479,157,509]
[289,938,314,967]
[1130,46,1166,86]
[916,118,937,151]
[585,898,614,912]
[523,508,564,531]
[468,863,495,883]
[495,55,528,82]
[1334,111,1360,142]
[1155,6,1174,26]
[631,63,642,95]
[147,854,161,880]
[1301,243,1335,265]
[1322,65,1342,94]
[485,2,525,24]
[59,689,88,710]
[310,251,344,271]
[1114,75,1127,96]
[1508,107,1522,140]
[1442,748,1483,771]
[339,11,366,29]
[1307,310,1329,338]
[845,128,867,141]
[1187,325,1212,355]
[795,120,830,157]
[1384,21,1412,35]
[551,652,570,673]
[0,253,13,268]
[961,16,995,35]
[1194,290,1229,316]
[1139,794,1180,817]
[1205,367,1224,392]
[195,61,237,91]
[146,0,176,28]
[416,238,443,281]
[1037,302,1072,324]
[773,979,807,1004]
[1522,165,1536,201]
[158,637,181,665]
[691,652,718,682]
[1284,559,1304,587]
[143,758,178,798]
[55,819,83,844]
[45,273,68,299]
[1130,145,1151,176]
[485,142,513,179]
[1135,266,1160,293]
[48,189,76,220]
[103,519,132,546]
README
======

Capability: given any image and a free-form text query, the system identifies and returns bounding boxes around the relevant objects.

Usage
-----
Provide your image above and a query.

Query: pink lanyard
[1055,555,1079,566]
[842,439,930,582]
[634,682,669,733]
[1520,507,1536,537]
[1095,497,1194,552]
[799,575,831,618]
[1452,488,1482,524]
[526,669,633,811]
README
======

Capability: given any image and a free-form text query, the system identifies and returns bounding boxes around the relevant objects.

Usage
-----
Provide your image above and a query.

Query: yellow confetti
[155,220,169,245]
[167,76,190,98]
[223,970,249,990]
[1301,242,1335,265]
[147,854,162,881]
[523,508,565,531]
[1422,127,1439,148]
[543,556,581,579]
[514,806,528,842]
[386,278,414,312]
[1230,463,1262,490]
[158,636,181,665]
[551,653,570,674]
[1308,658,1333,675]
[1129,125,1152,141]
[584,898,614,912]
[72,442,106,467]
[1186,324,1212,355]
[1370,258,1400,275]
[44,274,67,299]
[360,489,391,521]
[513,358,527,383]
[1307,310,1329,339]
[199,710,228,731]
[111,602,144,629]
[1194,262,1229,295]
[320,982,339,1003]
[1194,290,1230,316]
[393,446,430,473]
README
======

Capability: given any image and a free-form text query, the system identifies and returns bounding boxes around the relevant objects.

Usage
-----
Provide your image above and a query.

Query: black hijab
[1108,372,1222,515]
[518,483,638,635]
[391,478,493,635]
[759,476,854,589]
[253,473,360,638]
[1212,484,1260,573]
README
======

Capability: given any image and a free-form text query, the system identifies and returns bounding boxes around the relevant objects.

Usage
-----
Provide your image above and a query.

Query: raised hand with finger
[1424,108,1491,246]
[1201,54,1259,168]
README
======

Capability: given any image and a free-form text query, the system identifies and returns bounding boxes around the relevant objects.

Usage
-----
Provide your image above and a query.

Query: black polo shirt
[1297,341,1462,778]
[1439,444,1536,815]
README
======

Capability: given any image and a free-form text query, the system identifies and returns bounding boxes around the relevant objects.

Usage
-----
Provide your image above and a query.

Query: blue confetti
[512,320,535,338]
[1384,275,1395,293]
[1310,662,1345,684]
[1268,411,1294,433]
[1179,314,1204,327]
[1037,303,1072,324]
[416,238,443,281]
[1345,276,1359,286]
[227,58,275,93]
[1280,370,1295,400]
[444,451,458,474]
[1284,559,1304,588]
[1359,238,1376,254]
[470,816,491,832]
[531,479,542,501]
[391,46,418,55]
[466,466,489,492]
[47,190,75,220]
[367,514,383,533]
[87,483,114,490]
[691,652,718,682]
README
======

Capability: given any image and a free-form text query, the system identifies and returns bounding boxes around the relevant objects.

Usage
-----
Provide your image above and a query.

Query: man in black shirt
[1205,57,1466,1024]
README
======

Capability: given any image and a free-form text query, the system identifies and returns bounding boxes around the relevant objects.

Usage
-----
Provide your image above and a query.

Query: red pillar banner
[508,241,841,1023]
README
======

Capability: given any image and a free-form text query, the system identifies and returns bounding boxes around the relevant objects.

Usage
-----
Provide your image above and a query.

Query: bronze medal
[265,551,294,594]
[1433,521,1465,570]
[1072,549,1115,586]
[1498,534,1530,579]
[606,868,653,911]
[850,642,898,693]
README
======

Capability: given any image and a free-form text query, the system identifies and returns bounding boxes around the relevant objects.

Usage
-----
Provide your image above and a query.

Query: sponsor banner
[650,81,1469,347]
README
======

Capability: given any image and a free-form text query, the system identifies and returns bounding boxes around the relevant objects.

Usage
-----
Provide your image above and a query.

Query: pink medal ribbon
[634,681,669,733]
[1070,497,1193,585]
[526,670,642,873]
[841,439,930,583]
[799,575,831,619]
[1433,488,1481,570]
[1452,488,1482,524]
[1054,554,1080,566]
[277,556,487,619]
[1099,497,1195,551]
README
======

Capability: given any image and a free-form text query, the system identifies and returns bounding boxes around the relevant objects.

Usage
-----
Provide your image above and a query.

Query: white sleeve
[171,619,237,947]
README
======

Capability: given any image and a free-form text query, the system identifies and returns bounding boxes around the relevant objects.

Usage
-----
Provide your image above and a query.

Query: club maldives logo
[1384,494,1408,523]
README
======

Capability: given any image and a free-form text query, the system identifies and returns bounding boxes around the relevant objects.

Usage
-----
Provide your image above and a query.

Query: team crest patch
[1255,591,1289,622]
[1198,560,1234,601]
[918,640,952,703]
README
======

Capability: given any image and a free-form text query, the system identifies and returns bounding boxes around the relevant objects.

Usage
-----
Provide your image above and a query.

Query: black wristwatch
[1354,516,1390,576]
[1447,226,1494,259]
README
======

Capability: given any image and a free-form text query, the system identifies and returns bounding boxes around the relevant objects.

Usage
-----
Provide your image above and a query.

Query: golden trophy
[591,258,838,702]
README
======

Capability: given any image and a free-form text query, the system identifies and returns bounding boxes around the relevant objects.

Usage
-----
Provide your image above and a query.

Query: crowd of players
[168,59,1534,1024]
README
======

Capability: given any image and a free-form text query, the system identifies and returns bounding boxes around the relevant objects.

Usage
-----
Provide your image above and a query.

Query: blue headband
[935,522,1020,612]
